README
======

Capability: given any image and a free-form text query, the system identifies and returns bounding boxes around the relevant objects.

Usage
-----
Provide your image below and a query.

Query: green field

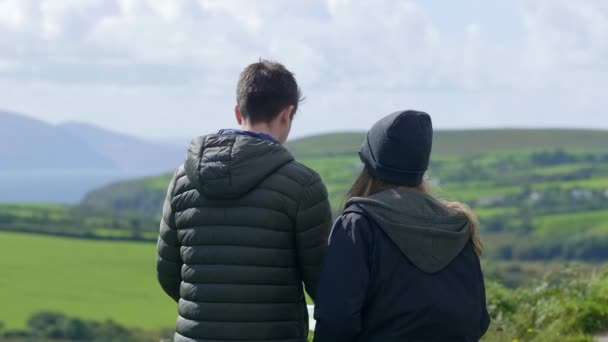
[4,229,608,342]
[0,231,175,330]
[287,129,608,157]
[534,210,608,237]
[0,203,70,219]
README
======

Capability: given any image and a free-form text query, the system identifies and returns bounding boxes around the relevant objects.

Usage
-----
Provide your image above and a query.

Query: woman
[313,110,490,342]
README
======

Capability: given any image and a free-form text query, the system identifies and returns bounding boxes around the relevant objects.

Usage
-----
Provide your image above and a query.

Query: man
[156,60,332,342]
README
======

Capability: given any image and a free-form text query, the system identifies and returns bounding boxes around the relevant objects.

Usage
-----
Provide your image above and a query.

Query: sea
[0,168,166,204]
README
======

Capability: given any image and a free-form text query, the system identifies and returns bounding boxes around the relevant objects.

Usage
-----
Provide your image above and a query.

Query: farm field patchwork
[0,231,175,330]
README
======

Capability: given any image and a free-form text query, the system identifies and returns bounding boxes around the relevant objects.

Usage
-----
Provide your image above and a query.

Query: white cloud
[0,0,607,138]
[0,0,27,30]
[3,0,605,90]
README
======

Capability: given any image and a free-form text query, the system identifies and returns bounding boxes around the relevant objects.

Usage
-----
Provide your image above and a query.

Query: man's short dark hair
[237,59,303,124]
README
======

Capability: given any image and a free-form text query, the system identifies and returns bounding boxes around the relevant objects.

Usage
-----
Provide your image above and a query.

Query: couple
[156,60,490,342]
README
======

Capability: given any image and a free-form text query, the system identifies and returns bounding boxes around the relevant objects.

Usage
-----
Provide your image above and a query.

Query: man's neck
[241,123,279,142]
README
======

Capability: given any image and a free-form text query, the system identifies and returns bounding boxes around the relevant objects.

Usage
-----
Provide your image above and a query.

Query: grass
[288,129,608,158]
[533,210,608,237]
[0,231,315,331]
[0,231,176,330]
[0,203,70,219]
[481,260,600,288]
[482,266,608,341]
[6,129,608,338]
[475,207,519,219]
[534,177,608,191]
[138,173,174,191]
[287,132,364,158]
[533,163,591,176]
[3,229,608,340]
[439,182,523,203]
[82,130,608,219]
[299,156,360,211]
[27,132,608,264]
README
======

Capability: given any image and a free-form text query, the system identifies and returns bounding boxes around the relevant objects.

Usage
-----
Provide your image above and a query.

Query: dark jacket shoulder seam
[279,160,319,186]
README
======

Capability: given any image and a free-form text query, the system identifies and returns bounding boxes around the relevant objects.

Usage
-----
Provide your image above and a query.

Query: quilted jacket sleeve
[295,173,333,301]
[156,170,182,303]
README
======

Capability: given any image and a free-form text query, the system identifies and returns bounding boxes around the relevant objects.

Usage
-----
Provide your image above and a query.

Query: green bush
[8,311,150,342]
[483,267,608,341]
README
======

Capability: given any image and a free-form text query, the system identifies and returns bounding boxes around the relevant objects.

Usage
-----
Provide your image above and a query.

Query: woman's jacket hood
[345,188,471,273]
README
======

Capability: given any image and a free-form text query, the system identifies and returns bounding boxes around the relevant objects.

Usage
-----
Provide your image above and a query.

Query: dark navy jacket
[313,188,490,342]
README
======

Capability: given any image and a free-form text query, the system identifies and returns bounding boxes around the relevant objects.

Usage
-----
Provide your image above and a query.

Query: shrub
[22,311,148,342]
[483,267,608,341]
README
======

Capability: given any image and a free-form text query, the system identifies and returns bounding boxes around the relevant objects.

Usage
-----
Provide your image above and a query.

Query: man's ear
[280,105,295,124]
[235,105,243,125]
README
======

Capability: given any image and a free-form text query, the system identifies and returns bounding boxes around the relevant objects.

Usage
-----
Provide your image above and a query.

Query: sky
[0,0,607,140]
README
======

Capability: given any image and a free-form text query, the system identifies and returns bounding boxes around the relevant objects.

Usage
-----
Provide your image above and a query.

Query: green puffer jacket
[156,133,332,342]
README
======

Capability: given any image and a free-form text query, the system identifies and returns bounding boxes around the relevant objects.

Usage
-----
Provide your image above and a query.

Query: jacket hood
[346,188,471,273]
[184,134,294,199]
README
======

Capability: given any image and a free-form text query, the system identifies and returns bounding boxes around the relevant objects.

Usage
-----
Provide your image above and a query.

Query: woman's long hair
[343,168,483,256]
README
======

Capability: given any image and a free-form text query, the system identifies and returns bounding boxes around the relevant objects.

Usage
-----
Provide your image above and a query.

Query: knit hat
[359,110,433,187]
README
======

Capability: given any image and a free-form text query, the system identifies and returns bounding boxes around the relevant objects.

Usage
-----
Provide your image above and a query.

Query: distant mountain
[0,110,186,172]
[0,111,116,169]
[59,122,184,172]
[0,110,189,202]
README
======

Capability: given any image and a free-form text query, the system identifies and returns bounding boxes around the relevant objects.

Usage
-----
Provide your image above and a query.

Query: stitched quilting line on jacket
[181,263,297,269]
[172,176,302,204]
[176,317,304,323]
[176,301,305,306]
[171,187,298,214]
[178,301,303,306]
[181,281,300,286]
[174,204,290,217]
[180,243,294,250]
[175,224,291,234]
[173,332,306,342]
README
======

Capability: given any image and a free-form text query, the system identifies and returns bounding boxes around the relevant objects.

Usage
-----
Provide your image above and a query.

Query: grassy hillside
[287,129,608,157]
[0,231,175,330]
[72,129,608,263]
[81,129,608,216]
[1,129,605,262]
[80,173,172,218]
[0,203,158,241]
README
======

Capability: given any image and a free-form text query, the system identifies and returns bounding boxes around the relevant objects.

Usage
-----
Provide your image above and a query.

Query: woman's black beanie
[359,110,433,187]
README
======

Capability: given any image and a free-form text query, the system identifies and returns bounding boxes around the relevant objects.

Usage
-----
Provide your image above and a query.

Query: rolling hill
[74,129,608,262]
[2,128,608,260]
[286,129,608,158]
[81,128,608,215]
